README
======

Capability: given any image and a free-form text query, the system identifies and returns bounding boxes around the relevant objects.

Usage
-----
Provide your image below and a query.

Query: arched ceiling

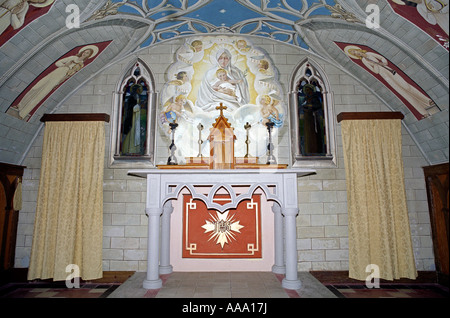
[0,0,448,165]
[109,0,337,48]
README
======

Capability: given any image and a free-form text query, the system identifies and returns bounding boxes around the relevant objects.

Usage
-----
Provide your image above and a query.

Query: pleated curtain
[341,119,417,281]
[28,121,105,281]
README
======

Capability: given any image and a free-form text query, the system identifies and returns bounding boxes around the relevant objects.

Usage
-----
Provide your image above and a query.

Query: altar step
[107,271,336,298]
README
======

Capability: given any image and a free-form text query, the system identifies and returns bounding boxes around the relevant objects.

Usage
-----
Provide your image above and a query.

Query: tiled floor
[108,272,336,298]
[325,284,449,298]
[103,271,338,298]
[0,271,448,299]
[156,272,289,298]
[309,271,449,298]
[0,281,120,298]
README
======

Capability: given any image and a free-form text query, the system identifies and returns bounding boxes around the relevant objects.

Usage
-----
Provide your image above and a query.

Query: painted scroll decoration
[387,0,449,50]
[336,42,440,120]
[6,41,112,121]
[159,36,286,162]
[183,194,262,259]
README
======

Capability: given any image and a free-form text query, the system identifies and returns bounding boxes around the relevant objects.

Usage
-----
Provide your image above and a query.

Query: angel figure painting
[6,41,112,121]
[387,0,449,49]
[0,0,55,47]
[159,36,286,162]
[336,42,440,120]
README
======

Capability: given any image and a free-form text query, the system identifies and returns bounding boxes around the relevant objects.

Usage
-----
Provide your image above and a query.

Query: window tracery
[111,60,157,166]
[289,59,336,167]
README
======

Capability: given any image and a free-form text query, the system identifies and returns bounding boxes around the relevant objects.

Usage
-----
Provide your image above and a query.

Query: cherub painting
[163,95,188,124]
[259,94,283,127]
[159,36,286,160]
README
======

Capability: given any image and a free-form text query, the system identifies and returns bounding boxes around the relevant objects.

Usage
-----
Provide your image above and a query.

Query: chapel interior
[0,0,449,300]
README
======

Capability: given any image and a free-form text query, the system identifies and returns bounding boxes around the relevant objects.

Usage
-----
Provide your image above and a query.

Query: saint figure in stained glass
[120,68,149,156]
[297,75,326,156]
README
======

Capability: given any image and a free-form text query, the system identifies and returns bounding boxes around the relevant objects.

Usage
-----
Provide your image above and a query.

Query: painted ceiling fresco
[108,0,338,48]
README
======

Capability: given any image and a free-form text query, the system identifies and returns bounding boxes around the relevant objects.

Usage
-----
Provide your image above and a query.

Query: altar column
[159,202,174,275]
[143,174,163,290]
[282,207,302,289]
[281,173,302,289]
[271,203,285,274]
[144,207,163,289]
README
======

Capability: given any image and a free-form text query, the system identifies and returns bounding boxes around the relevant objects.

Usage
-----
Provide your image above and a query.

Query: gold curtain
[341,119,417,281]
[28,121,105,281]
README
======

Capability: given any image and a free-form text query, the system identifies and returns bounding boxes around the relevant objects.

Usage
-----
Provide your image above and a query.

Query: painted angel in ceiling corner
[0,0,54,35]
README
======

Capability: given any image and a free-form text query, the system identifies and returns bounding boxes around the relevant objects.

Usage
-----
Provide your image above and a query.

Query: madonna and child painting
[159,36,286,160]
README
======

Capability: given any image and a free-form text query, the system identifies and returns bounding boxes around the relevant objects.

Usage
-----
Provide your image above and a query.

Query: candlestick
[167,122,178,165]
[197,123,204,157]
[244,122,251,158]
[265,121,276,164]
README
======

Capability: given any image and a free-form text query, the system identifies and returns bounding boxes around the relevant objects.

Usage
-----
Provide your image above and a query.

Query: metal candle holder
[167,122,178,165]
[265,121,276,164]
[197,123,204,157]
[244,122,251,158]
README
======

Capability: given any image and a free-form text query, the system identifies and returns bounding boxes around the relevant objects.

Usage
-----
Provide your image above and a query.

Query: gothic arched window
[289,60,336,167]
[111,60,157,166]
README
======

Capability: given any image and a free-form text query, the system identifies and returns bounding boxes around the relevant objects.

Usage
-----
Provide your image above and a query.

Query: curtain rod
[40,113,110,123]
[337,112,404,123]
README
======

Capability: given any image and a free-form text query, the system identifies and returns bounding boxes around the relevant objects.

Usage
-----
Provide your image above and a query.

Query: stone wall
[14,36,435,273]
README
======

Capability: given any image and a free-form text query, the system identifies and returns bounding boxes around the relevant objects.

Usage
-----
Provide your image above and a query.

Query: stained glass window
[290,59,336,167]
[296,67,327,156]
[114,61,155,162]
[120,70,149,156]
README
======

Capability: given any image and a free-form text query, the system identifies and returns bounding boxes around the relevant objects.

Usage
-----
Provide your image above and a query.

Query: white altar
[128,168,315,290]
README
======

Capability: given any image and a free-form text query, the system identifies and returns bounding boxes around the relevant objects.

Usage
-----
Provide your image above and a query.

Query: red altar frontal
[182,194,262,259]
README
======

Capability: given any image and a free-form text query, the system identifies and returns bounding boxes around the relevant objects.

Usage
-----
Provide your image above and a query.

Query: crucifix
[216,103,227,116]
[208,103,236,169]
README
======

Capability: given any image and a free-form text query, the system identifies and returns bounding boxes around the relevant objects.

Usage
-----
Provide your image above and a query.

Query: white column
[159,201,174,275]
[271,203,285,274]
[143,207,163,289]
[282,207,301,290]
[143,174,163,290]
[281,173,301,290]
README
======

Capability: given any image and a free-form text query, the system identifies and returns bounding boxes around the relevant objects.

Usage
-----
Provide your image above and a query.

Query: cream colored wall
[14,36,435,274]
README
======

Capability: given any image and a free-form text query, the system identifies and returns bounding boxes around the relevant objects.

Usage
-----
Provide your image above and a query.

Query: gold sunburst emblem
[201,211,244,249]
